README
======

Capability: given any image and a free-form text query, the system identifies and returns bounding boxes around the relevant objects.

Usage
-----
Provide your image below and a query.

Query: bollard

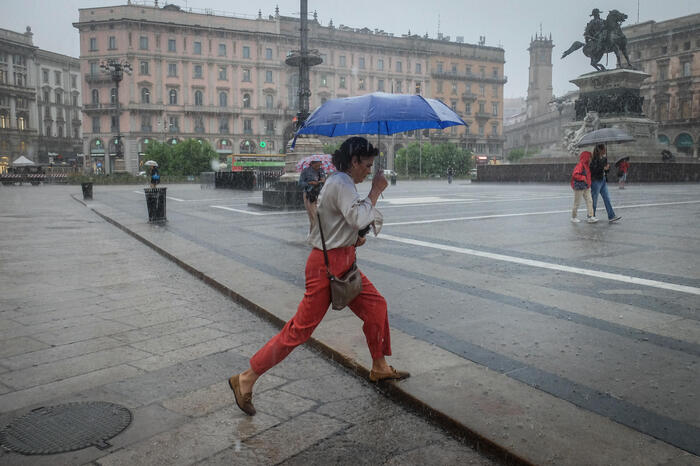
[81,182,93,200]
[144,187,167,223]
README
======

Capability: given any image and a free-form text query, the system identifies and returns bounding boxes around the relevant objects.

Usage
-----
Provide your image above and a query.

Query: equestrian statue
[562,8,634,71]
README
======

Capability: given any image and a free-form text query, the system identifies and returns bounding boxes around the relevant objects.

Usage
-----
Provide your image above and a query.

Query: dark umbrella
[576,128,635,147]
[292,92,466,146]
[614,156,630,166]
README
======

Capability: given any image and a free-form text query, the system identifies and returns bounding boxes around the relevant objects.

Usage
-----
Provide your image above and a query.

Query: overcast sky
[2,0,697,98]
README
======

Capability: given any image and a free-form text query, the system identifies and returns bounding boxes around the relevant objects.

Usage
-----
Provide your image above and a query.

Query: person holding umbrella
[589,144,621,223]
[228,137,409,416]
[616,157,629,189]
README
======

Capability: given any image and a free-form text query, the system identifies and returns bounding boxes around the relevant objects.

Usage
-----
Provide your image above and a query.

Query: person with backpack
[150,165,160,188]
[571,150,597,223]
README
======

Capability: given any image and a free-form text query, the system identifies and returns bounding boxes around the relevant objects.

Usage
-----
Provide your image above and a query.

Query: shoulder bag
[317,212,363,310]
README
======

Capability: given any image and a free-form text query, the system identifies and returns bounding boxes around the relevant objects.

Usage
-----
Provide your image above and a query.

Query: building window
[54,70,61,85]
[415,62,422,74]
[480,66,485,78]
[168,89,177,105]
[140,61,149,75]
[321,75,328,87]
[71,74,77,88]
[219,91,227,107]
[415,81,421,94]
[54,90,62,105]
[243,93,251,108]
[243,118,252,134]
[465,103,471,114]
[339,76,346,89]
[265,70,273,83]
[452,82,457,94]
[266,119,274,134]
[141,88,150,104]
[92,116,100,132]
[89,62,98,76]
[72,94,78,106]
[682,61,691,77]
[265,48,273,59]
[377,79,385,91]
[141,115,152,132]
[339,55,346,67]
[358,78,365,90]
[89,37,97,51]
[43,90,50,103]
[492,102,498,116]
[437,81,443,93]
[168,38,176,52]
[139,36,148,50]
[396,61,402,72]
[17,116,26,131]
[492,67,499,78]
[108,36,116,50]
[492,123,498,136]
[396,81,402,93]
[377,59,384,71]
[168,63,177,77]
[242,69,251,82]
[42,69,49,83]
[194,41,202,55]
[479,84,485,96]
[479,102,485,114]
[91,89,99,104]
[169,116,179,131]
[265,94,273,109]
[492,84,498,97]
[193,64,203,78]
[218,43,226,56]
[358,57,365,69]
[110,88,117,104]
[437,62,443,73]
[479,124,485,136]
[219,118,229,133]
[194,90,203,106]
[243,46,250,58]
[194,116,204,133]
[218,66,227,80]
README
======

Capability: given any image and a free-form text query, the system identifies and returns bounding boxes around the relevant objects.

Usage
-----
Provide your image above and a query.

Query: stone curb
[71,194,532,466]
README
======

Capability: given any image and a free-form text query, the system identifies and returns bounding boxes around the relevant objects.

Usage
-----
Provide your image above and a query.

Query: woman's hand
[368,171,388,205]
[355,236,366,247]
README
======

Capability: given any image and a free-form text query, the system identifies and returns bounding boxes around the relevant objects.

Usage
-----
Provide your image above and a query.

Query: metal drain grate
[0,401,132,455]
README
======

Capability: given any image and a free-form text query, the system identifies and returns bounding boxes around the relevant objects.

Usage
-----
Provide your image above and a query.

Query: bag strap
[316,212,332,277]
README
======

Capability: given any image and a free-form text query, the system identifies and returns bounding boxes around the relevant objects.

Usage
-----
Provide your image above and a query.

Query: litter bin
[144,187,167,223]
[81,182,93,200]
[390,174,397,186]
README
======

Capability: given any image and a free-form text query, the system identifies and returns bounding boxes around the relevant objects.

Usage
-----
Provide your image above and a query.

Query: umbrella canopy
[12,156,34,166]
[294,92,466,144]
[144,160,158,167]
[296,154,336,174]
[614,156,630,165]
[576,128,635,147]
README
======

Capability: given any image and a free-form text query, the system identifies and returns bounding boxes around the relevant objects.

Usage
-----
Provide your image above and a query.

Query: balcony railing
[84,74,113,84]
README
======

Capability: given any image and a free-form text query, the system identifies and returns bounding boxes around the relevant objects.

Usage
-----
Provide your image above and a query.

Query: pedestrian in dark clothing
[150,166,160,188]
[617,159,629,189]
[589,144,621,223]
[299,160,326,233]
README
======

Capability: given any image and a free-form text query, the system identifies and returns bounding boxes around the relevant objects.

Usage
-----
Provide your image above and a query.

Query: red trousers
[250,246,391,375]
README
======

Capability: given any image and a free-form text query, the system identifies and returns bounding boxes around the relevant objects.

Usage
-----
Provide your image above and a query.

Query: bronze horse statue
[562,9,633,71]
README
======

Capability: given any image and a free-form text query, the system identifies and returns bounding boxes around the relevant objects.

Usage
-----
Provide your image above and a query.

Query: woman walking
[228,137,409,416]
[570,150,597,223]
[589,144,622,223]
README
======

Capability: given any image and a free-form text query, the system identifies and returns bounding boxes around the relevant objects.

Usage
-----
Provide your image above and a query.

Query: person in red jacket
[571,150,598,223]
[617,159,629,189]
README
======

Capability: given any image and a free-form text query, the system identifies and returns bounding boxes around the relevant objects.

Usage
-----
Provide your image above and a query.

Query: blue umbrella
[292,92,466,147]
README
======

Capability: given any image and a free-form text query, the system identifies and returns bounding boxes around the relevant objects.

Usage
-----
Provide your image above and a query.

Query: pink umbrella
[295,154,337,173]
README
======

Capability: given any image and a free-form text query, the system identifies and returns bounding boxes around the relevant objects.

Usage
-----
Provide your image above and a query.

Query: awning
[12,155,34,166]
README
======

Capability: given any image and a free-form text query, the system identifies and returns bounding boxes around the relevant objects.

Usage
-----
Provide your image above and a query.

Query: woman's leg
[347,272,391,363]
[572,190,582,218]
[590,180,602,216]
[584,188,594,218]
[599,180,616,219]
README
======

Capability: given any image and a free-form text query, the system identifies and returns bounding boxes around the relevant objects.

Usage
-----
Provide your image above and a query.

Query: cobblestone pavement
[0,185,496,465]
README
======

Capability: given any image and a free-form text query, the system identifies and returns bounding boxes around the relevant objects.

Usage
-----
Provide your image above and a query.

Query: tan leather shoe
[369,366,410,382]
[228,374,256,416]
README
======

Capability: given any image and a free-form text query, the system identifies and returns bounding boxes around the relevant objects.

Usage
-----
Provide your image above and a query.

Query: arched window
[219,91,227,107]
[0,113,7,129]
[240,139,256,154]
[110,88,117,104]
[243,93,251,109]
[169,89,177,105]
[17,116,26,131]
[91,89,99,105]
[194,90,203,106]
[265,94,273,109]
[141,88,150,104]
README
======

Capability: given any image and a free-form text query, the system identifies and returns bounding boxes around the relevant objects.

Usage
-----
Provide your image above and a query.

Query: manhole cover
[0,401,132,455]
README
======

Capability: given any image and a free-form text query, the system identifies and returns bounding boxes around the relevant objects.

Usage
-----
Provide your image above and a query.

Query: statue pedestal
[250,135,326,210]
[565,69,660,159]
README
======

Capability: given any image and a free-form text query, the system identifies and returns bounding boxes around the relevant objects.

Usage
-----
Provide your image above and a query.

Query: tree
[395,142,473,177]
[322,142,341,155]
[143,139,218,176]
[507,148,539,163]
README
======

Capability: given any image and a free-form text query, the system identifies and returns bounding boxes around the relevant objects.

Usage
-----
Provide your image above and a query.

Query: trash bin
[390,174,397,185]
[81,182,93,200]
[144,187,167,223]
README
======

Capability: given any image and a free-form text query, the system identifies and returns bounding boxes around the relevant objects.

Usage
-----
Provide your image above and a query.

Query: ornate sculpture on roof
[561,9,634,71]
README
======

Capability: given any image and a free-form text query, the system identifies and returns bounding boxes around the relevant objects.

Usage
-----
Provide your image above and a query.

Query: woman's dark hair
[332,137,378,172]
[593,144,606,158]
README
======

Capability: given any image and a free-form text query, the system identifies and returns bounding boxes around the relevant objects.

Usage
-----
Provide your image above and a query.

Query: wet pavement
[1,180,699,465]
[0,185,496,465]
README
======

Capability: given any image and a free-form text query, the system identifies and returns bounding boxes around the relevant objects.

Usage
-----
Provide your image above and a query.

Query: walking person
[149,165,160,188]
[589,144,622,223]
[617,158,629,189]
[299,159,326,233]
[228,137,409,416]
[571,150,597,223]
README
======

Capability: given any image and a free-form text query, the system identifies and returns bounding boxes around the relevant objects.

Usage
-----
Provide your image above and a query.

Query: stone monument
[254,0,324,210]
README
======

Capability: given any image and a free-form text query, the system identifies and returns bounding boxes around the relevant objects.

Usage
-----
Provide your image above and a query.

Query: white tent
[12,156,35,166]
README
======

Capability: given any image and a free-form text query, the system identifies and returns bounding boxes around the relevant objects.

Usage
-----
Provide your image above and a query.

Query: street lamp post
[100,59,131,173]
